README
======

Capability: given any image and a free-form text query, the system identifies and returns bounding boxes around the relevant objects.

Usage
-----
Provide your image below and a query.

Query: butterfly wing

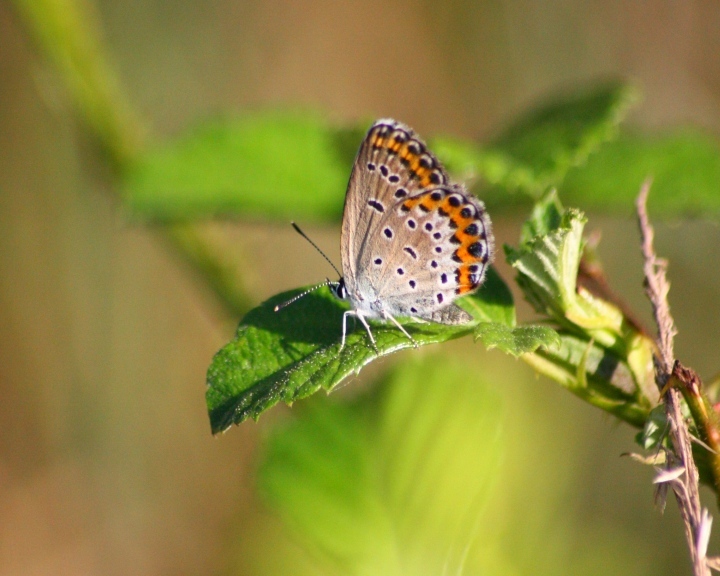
[376,184,493,323]
[341,120,449,308]
[340,119,493,324]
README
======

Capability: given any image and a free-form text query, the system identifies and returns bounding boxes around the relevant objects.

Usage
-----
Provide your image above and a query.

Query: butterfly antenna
[273,279,335,312]
[291,222,342,278]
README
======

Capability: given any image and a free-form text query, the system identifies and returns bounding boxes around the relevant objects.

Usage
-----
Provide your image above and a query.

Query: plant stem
[10,0,252,316]
[637,180,711,576]
[11,0,145,168]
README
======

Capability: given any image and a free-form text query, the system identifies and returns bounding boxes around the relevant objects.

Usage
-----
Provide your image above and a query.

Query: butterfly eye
[332,279,348,300]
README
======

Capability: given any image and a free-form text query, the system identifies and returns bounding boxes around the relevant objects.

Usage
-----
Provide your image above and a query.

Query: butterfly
[278,119,494,351]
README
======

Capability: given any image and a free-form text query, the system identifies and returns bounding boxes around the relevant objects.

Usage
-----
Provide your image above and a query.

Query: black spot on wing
[468,242,484,257]
[367,200,384,213]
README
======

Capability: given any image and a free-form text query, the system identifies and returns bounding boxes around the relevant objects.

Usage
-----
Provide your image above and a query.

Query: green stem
[11,0,251,316]
[166,224,252,316]
[11,0,145,168]
[521,350,649,428]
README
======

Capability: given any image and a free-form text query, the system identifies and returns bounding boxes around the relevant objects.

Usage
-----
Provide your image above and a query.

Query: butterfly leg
[381,310,418,349]
[355,312,379,353]
[340,310,352,350]
[341,310,379,353]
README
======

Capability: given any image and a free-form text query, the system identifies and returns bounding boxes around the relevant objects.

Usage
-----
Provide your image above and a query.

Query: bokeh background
[2,1,720,574]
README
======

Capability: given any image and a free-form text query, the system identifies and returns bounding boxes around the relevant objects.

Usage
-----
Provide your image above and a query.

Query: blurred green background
[2,1,720,574]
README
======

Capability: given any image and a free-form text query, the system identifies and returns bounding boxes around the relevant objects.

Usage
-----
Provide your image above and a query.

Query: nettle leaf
[257,357,504,575]
[462,265,514,325]
[563,129,720,218]
[123,111,352,221]
[475,323,560,357]
[434,83,638,204]
[505,193,625,349]
[206,267,555,432]
[488,82,639,196]
[466,267,559,356]
[120,86,646,224]
[205,287,491,433]
[519,189,564,243]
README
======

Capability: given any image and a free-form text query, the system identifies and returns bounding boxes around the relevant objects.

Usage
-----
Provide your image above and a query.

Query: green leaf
[430,82,638,203]
[485,82,639,197]
[508,195,659,426]
[467,267,560,356]
[474,323,560,357]
[257,357,504,575]
[519,188,564,243]
[123,111,353,221]
[206,269,514,432]
[563,129,720,217]
[459,265,515,325]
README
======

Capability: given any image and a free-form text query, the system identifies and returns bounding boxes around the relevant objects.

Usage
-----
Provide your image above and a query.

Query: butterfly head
[330,277,348,301]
